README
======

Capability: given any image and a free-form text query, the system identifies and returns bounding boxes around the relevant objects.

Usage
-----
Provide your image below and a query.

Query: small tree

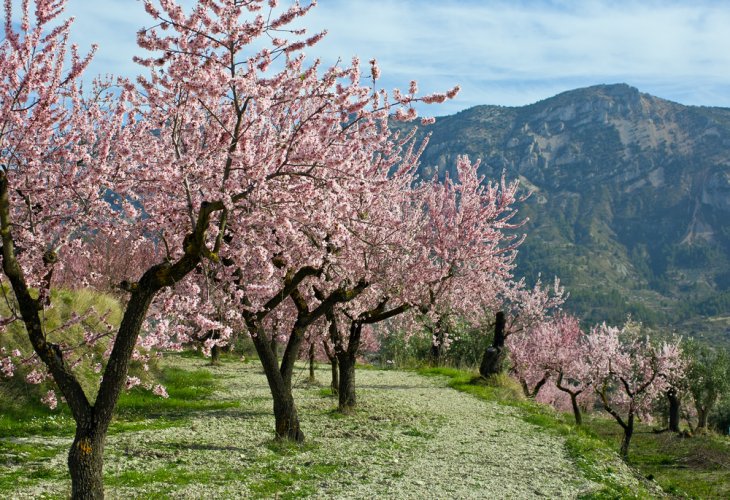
[685,340,730,431]
[588,322,684,458]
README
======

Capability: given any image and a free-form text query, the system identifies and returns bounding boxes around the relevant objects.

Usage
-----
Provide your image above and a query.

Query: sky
[44,0,730,115]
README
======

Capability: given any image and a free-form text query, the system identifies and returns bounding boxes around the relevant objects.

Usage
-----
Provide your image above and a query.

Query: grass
[583,417,730,499]
[0,362,239,440]
[115,366,239,420]
[0,358,240,497]
[5,357,726,498]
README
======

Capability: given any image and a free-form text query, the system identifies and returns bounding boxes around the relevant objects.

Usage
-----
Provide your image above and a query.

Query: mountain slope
[414,84,730,343]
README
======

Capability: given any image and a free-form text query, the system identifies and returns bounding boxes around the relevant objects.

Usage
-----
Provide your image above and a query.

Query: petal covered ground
[4,357,652,498]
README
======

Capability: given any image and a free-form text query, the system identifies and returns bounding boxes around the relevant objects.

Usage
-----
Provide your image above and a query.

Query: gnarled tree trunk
[243,278,368,441]
[250,323,306,442]
[519,374,549,399]
[480,311,506,378]
[556,372,583,426]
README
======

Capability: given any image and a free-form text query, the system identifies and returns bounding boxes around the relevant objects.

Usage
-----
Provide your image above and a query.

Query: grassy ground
[0,361,239,495]
[0,353,631,499]
[583,416,730,499]
[3,356,724,498]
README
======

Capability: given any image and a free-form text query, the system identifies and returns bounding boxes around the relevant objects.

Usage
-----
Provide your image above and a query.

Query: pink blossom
[0,356,14,377]
[41,390,58,410]
[369,58,380,81]
[152,384,169,398]
[125,376,141,390]
[26,370,45,384]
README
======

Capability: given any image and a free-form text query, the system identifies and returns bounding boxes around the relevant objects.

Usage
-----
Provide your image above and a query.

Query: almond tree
[507,319,557,399]
[510,313,594,424]
[550,315,594,426]
[0,0,234,497]
[588,322,684,458]
[480,276,565,378]
[327,156,523,412]
[133,0,468,441]
[0,0,453,493]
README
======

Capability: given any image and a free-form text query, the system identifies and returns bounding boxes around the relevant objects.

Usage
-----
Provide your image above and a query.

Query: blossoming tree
[587,322,684,458]
[324,156,524,413]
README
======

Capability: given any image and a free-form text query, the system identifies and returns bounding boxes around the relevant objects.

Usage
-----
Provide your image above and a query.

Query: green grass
[246,462,340,499]
[584,417,730,499]
[0,363,239,440]
[114,366,239,420]
[0,360,241,496]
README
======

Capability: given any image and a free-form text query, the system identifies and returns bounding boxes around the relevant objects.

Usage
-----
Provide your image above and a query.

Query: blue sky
[46,0,730,114]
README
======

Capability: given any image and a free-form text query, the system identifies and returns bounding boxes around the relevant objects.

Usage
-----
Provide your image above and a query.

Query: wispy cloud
[40,0,730,113]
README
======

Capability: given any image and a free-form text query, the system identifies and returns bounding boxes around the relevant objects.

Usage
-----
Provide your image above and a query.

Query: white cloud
[22,0,730,113]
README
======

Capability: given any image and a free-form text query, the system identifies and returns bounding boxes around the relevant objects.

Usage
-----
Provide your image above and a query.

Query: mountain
[413,84,730,344]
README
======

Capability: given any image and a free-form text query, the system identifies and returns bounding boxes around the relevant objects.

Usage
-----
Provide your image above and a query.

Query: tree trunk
[68,422,105,500]
[480,311,506,378]
[570,393,582,426]
[697,406,709,429]
[211,344,221,365]
[667,388,680,433]
[273,391,304,442]
[620,414,634,459]
[429,341,442,366]
[556,372,583,426]
[330,357,339,395]
[308,342,316,383]
[249,327,305,442]
[337,352,357,413]
[519,374,548,399]
[270,336,278,363]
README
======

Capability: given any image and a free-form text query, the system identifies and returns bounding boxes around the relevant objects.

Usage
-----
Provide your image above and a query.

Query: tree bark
[570,393,583,426]
[211,344,221,365]
[67,421,105,500]
[480,311,506,378]
[667,388,680,433]
[308,342,316,383]
[273,389,305,442]
[249,323,306,442]
[337,351,357,413]
[620,414,634,459]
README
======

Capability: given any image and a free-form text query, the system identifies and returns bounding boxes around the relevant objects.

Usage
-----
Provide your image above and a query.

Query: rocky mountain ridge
[413,83,730,343]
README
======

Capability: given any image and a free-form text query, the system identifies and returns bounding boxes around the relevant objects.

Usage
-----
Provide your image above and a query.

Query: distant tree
[588,323,684,458]
[684,340,730,431]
